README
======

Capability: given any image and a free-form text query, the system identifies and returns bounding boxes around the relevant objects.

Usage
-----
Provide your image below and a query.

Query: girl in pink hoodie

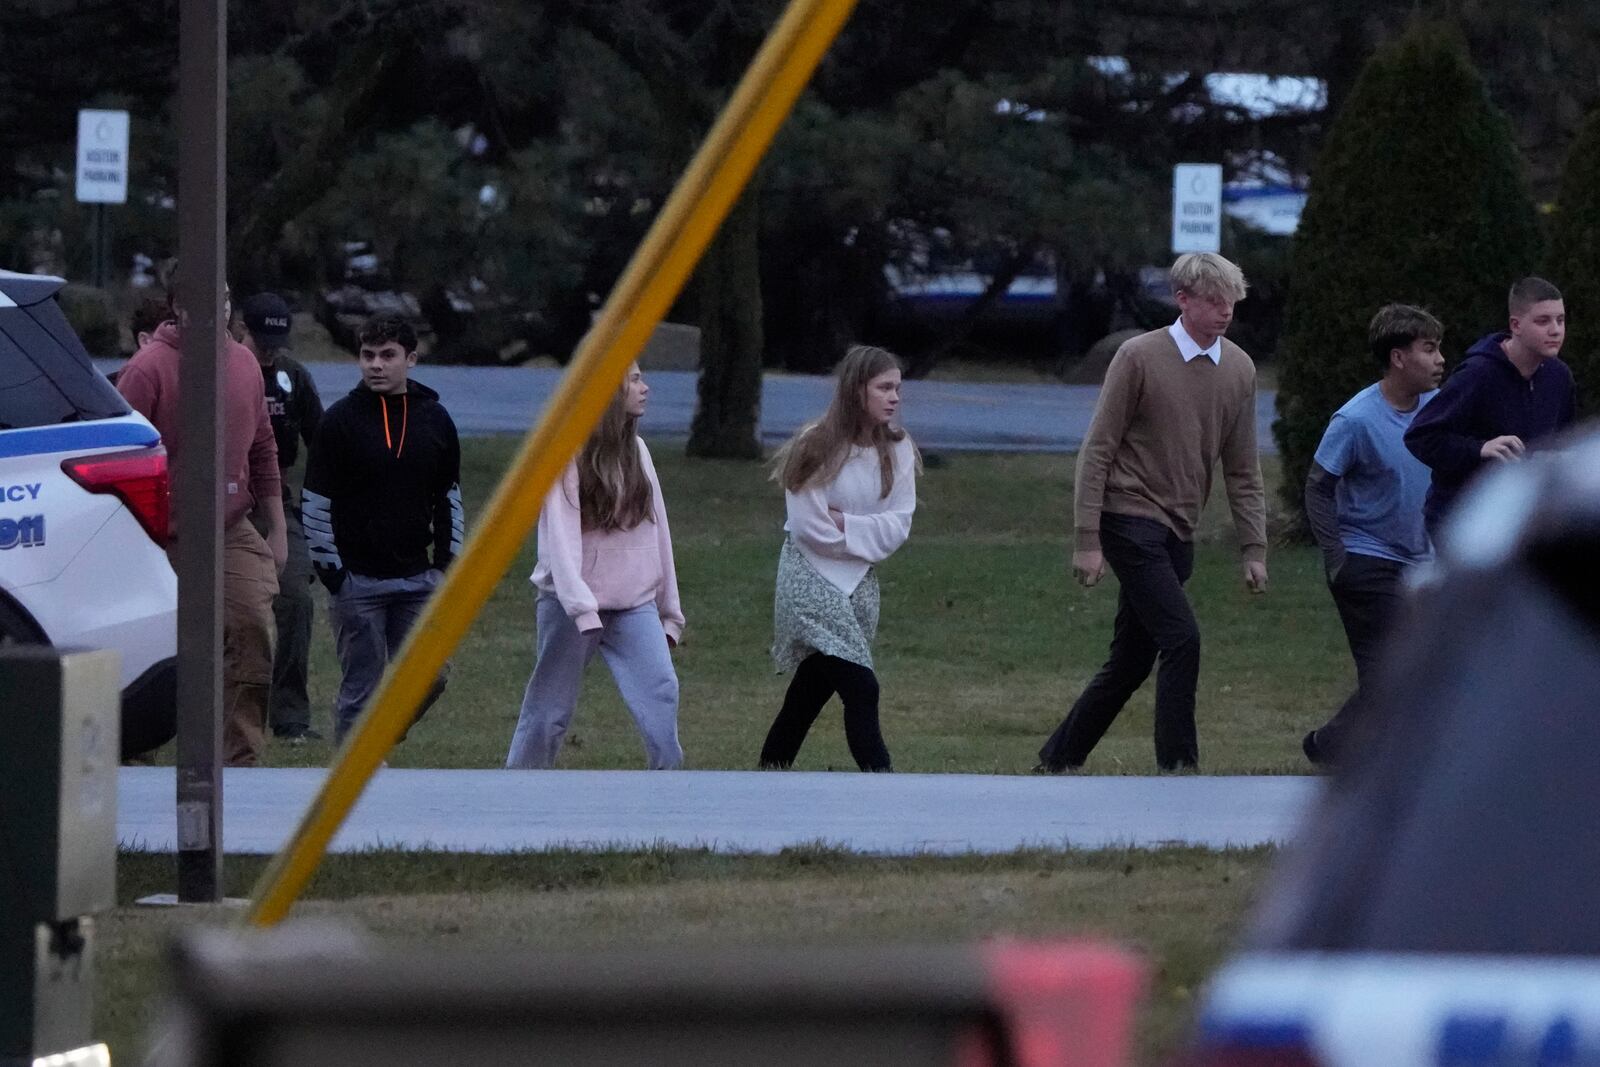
[505,364,686,769]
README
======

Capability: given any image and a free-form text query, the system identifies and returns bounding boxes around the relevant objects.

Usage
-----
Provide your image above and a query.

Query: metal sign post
[175,0,227,903]
[1171,162,1224,254]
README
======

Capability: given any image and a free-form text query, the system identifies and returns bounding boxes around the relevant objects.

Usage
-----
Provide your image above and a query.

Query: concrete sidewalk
[118,768,1319,855]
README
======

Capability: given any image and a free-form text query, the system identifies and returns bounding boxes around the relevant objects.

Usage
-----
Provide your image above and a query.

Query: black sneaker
[1302,729,1326,767]
[1031,762,1080,775]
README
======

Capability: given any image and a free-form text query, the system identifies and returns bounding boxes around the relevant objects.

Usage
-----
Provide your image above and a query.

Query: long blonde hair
[577,379,653,532]
[774,344,911,498]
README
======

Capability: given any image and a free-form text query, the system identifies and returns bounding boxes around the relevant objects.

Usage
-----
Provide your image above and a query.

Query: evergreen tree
[1273,22,1542,525]
[1544,107,1600,417]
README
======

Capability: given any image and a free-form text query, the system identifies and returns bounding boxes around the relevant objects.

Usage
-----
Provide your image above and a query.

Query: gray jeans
[329,569,450,742]
[506,594,682,770]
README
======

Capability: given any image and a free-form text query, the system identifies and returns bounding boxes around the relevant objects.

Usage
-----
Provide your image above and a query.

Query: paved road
[118,767,1318,854]
[100,360,1281,453]
[306,365,1283,454]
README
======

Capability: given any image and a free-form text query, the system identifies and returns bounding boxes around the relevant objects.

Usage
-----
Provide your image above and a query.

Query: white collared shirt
[1169,319,1222,365]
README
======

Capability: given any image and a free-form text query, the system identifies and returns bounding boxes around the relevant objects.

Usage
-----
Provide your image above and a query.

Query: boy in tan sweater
[1037,253,1267,772]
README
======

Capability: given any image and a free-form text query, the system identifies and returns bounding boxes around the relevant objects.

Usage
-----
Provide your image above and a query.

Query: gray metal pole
[175,0,227,903]
[91,204,104,288]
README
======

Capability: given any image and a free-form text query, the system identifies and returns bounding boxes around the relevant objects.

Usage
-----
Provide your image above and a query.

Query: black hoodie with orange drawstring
[301,379,463,593]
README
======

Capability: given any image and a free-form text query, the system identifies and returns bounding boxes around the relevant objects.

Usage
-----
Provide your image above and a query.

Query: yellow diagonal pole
[245,0,859,927]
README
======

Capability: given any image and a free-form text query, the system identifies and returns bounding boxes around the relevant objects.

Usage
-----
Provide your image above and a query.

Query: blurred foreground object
[0,648,120,1067]
[158,931,1141,1067]
[1195,953,1600,1066]
[1189,433,1600,1065]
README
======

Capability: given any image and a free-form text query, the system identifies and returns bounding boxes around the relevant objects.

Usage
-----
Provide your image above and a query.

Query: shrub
[57,283,120,357]
[1544,107,1600,417]
[1272,22,1542,526]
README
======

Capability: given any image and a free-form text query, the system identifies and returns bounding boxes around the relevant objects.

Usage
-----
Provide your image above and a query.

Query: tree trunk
[687,186,764,459]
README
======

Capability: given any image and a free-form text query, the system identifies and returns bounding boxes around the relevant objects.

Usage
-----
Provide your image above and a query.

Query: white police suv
[0,269,176,756]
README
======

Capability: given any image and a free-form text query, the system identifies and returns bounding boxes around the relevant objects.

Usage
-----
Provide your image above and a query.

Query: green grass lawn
[176,438,1346,774]
[104,846,1275,1066]
[108,442,1318,1065]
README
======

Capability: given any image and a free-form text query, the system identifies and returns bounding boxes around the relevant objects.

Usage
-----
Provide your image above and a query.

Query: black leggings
[760,653,892,772]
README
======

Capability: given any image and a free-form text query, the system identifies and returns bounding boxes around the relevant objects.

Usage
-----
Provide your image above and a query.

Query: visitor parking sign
[1172,163,1223,254]
[76,110,130,205]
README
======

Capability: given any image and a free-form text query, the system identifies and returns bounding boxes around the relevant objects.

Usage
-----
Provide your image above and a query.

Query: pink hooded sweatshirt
[532,437,685,640]
[116,321,280,537]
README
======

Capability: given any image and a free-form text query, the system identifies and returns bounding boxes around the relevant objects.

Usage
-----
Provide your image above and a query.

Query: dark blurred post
[175,0,227,903]
[0,648,120,1066]
[92,204,105,287]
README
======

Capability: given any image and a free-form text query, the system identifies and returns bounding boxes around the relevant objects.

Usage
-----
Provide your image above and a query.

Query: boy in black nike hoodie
[1405,277,1576,537]
[302,312,464,743]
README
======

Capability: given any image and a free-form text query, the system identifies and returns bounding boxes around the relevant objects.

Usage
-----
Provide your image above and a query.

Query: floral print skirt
[771,537,879,673]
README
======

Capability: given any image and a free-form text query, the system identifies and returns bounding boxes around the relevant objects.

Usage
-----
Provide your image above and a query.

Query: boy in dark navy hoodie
[1405,277,1576,536]
[302,312,464,743]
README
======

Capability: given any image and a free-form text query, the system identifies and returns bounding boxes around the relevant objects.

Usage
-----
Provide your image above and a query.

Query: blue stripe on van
[0,420,160,459]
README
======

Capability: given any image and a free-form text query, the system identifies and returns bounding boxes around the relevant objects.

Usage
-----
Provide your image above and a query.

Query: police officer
[240,293,325,744]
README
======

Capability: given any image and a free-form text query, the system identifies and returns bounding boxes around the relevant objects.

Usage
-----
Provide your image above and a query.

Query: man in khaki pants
[221,519,280,762]
[118,277,287,766]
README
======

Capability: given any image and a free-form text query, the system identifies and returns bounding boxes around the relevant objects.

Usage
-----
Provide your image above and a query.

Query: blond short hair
[1170,253,1248,303]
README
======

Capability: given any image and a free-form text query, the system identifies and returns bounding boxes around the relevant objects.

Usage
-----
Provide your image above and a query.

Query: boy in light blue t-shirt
[1302,304,1444,766]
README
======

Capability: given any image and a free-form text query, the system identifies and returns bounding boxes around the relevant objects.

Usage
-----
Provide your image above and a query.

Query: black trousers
[1040,514,1201,771]
[760,653,892,771]
[268,500,314,733]
[1309,553,1405,762]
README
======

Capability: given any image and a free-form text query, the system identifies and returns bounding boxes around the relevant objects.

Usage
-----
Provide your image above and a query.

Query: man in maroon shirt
[117,277,287,766]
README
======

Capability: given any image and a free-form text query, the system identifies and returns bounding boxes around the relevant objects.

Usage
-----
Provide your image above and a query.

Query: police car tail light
[62,446,170,547]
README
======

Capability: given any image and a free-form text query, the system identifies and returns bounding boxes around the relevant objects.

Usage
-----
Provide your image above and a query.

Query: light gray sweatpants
[505,594,683,770]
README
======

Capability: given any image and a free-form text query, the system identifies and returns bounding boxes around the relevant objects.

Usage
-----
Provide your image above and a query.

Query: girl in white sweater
[760,345,919,772]
[506,364,685,770]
